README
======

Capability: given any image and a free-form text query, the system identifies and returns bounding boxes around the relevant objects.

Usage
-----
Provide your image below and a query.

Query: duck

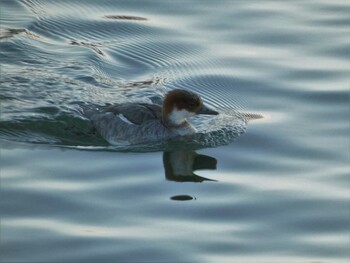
[84,89,219,145]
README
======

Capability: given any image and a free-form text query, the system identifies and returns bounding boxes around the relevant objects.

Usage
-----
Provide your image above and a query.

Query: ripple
[70,40,106,57]
[109,39,200,75]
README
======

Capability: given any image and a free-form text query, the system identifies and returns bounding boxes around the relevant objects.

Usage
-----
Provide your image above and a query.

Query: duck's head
[162,89,219,127]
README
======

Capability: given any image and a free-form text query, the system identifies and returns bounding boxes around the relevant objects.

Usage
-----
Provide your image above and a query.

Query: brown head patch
[162,89,203,124]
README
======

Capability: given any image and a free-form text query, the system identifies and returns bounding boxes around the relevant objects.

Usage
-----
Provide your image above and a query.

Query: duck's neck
[162,109,197,135]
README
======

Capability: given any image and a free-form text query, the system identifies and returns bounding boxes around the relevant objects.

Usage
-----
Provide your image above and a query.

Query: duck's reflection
[163,150,217,182]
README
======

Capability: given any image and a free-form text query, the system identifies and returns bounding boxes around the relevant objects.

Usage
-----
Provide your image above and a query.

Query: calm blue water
[1,0,349,262]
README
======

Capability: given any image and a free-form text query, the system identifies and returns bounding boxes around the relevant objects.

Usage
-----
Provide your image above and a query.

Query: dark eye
[188,99,197,108]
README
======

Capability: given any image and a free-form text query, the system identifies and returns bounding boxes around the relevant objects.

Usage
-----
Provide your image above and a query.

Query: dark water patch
[0,28,27,40]
[104,15,148,21]
[122,79,158,90]
[304,1,350,17]
[0,112,107,147]
[317,43,350,59]
[280,68,349,83]
[299,89,350,104]
[170,195,196,201]
[26,14,160,43]
[309,17,350,27]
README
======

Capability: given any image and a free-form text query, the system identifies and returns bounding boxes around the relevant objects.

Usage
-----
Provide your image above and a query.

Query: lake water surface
[1,0,349,262]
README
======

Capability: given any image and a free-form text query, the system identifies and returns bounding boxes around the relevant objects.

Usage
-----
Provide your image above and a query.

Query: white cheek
[169,108,192,125]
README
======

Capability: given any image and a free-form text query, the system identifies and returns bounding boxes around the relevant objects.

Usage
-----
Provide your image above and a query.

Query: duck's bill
[197,104,219,115]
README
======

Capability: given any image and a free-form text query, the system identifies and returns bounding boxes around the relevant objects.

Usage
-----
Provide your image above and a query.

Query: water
[1,0,349,262]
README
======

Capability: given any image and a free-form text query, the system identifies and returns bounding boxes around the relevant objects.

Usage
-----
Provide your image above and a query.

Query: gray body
[85,103,195,145]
